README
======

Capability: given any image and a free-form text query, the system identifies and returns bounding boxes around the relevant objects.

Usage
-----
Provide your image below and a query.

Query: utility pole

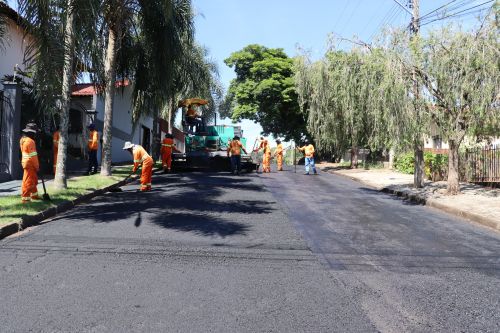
[409,0,425,188]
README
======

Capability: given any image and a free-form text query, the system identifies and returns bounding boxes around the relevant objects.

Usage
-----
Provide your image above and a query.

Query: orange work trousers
[161,151,172,170]
[262,153,271,173]
[276,155,283,171]
[21,168,39,202]
[140,157,153,191]
[53,148,58,174]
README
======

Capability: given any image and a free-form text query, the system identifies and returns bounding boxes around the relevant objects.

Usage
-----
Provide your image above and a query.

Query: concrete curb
[330,170,500,232]
[0,175,139,241]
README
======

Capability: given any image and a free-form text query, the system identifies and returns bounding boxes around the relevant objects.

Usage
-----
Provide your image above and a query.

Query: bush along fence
[463,144,500,185]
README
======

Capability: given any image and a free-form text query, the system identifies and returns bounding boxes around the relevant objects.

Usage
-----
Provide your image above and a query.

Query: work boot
[304,172,310,175]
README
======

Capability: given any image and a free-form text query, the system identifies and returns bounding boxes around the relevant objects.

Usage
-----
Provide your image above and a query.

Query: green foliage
[395,152,449,179]
[223,44,307,141]
[394,152,415,174]
[424,152,448,180]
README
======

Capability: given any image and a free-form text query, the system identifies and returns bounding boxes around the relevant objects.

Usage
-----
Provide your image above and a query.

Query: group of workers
[226,136,317,175]
[19,120,315,202]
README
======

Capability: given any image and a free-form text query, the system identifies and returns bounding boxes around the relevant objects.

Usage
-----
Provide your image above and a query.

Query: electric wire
[419,0,495,26]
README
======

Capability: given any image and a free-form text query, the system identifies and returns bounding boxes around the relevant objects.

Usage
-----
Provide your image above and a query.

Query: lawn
[0,165,133,226]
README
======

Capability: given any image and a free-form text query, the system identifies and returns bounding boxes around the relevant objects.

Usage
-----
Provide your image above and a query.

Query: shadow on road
[49,172,273,237]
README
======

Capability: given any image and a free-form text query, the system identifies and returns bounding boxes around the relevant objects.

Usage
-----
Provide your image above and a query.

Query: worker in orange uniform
[87,123,99,175]
[52,127,60,174]
[227,135,248,175]
[123,141,153,191]
[297,140,317,175]
[161,133,176,173]
[19,123,40,203]
[255,137,272,173]
[274,139,284,171]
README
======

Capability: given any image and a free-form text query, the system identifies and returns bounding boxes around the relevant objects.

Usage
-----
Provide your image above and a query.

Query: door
[142,125,151,153]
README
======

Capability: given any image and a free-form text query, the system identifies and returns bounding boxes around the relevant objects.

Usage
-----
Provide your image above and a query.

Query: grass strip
[0,165,133,226]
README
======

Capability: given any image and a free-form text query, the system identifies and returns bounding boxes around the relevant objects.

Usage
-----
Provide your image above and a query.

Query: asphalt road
[0,167,499,332]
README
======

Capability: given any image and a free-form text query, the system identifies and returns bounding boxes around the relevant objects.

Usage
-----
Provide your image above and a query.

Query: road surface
[1,168,499,332]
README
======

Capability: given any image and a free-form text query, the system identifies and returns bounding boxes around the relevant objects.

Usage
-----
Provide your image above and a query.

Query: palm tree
[99,0,195,176]
[0,1,7,49]
[18,0,101,189]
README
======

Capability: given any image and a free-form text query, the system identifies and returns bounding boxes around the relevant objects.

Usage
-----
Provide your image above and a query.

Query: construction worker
[297,140,317,175]
[274,139,284,171]
[19,123,40,203]
[227,135,248,175]
[123,141,153,191]
[258,138,272,173]
[52,127,60,174]
[161,133,176,173]
[87,123,99,175]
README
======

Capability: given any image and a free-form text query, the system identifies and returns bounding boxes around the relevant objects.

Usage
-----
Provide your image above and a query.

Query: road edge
[331,170,500,232]
[0,175,138,240]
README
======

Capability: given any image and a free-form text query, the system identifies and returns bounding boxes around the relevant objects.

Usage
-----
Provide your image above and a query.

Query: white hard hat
[122,141,134,150]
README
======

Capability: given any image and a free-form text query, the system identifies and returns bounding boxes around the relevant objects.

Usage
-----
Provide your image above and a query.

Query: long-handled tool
[39,172,51,201]
[293,141,297,173]
[108,171,135,193]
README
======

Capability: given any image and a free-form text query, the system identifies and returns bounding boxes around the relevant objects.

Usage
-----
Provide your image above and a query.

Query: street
[1,169,499,332]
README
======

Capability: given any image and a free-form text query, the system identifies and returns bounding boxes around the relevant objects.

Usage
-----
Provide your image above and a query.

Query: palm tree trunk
[100,27,119,176]
[54,0,75,190]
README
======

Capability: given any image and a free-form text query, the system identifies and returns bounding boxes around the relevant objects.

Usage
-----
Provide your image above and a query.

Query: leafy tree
[99,0,194,176]
[223,44,307,142]
[0,1,7,48]
[19,0,101,189]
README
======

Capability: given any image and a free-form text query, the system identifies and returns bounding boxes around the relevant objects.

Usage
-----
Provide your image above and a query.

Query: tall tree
[223,44,307,142]
[99,0,194,176]
[19,0,101,189]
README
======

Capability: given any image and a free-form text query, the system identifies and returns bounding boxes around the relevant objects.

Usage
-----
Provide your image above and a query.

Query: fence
[463,145,500,183]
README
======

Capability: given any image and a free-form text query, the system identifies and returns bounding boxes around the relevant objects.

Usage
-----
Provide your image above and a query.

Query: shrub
[394,152,414,174]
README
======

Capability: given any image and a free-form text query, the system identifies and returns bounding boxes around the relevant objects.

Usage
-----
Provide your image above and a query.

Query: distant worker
[255,137,271,173]
[161,133,176,173]
[227,135,248,175]
[186,106,202,130]
[87,123,99,175]
[297,140,317,175]
[123,141,153,191]
[19,123,40,203]
[52,126,60,174]
[274,139,284,171]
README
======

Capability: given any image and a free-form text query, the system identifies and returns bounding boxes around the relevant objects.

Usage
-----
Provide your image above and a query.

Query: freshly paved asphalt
[1,167,499,332]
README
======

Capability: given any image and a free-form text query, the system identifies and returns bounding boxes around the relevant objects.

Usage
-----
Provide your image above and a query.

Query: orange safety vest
[88,130,98,151]
[228,140,243,156]
[20,136,39,170]
[300,144,315,157]
[161,138,175,154]
[53,131,60,150]
[275,143,283,156]
[133,145,153,172]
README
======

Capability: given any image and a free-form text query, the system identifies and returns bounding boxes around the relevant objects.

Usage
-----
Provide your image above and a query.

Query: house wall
[93,86,153,163]
[0,20,30,81]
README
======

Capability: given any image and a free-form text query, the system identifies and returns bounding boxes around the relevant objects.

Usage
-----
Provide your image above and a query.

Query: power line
[368,3,399,42]
[419,0,460,20]
[419,0,495,26]
[418,0,476,22]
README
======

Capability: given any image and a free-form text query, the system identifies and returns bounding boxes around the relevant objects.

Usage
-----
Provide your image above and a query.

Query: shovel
[108,172,134,193]
[39,173,51,201]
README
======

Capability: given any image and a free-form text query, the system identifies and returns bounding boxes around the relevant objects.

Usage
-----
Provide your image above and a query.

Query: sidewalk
[317,163,500,231]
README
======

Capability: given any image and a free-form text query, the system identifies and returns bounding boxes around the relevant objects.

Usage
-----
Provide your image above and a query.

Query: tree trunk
[350,145,358,169]
[151,111,160,161]
[447,131,465,195]
[413,138,425,188]
[389,148,395,169]
[54,0,75,190]
[100,27,119,176]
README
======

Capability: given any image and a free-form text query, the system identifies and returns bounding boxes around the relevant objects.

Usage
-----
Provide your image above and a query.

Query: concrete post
[1,82,22,181]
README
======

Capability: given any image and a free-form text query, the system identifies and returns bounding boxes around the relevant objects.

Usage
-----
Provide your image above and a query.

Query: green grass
[0,165,133,226]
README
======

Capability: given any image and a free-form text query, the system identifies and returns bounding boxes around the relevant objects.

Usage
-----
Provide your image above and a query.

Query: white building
[71,81,154,163]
